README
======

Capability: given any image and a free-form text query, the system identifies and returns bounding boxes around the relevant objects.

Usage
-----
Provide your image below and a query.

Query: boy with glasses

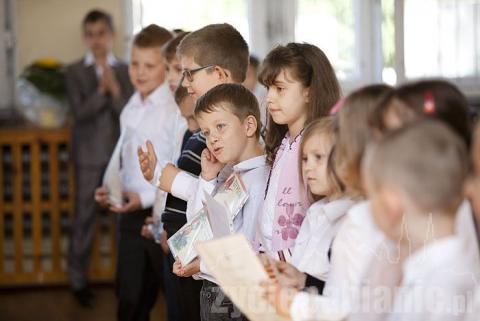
[138,23,250,321]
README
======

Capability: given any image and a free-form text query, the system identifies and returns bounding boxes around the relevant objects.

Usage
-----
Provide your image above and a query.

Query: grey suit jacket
[65,58,133,167]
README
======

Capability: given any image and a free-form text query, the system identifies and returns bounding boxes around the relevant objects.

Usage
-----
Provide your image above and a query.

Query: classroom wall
[15,0,126,75]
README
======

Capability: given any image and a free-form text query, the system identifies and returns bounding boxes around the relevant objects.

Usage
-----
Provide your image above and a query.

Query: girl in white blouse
[291,117,356,285]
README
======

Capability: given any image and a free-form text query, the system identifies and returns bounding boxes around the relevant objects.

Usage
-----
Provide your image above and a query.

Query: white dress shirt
[465,286,480,321]
[194,155,270,283]
[291,197,356,281]
[290,200,385,321]
[84,51,118,77]
[119,82,184,209]
[290,200,480,321]
[387,235,479,321]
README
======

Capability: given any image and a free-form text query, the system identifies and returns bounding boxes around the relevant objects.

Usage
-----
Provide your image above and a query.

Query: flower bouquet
[16,58,68,128]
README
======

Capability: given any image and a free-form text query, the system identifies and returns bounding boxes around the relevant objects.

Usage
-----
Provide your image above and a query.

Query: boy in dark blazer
[65,9,133,307]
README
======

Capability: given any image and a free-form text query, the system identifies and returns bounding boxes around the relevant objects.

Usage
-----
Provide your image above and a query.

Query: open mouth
[213,146,223,156]
[268,107,281,113]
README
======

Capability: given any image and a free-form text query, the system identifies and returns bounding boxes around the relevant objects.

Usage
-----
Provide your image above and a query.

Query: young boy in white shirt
[361,120,479,321]
[94,25,181,321]
[173,83,269,321]
[138,23,249,208]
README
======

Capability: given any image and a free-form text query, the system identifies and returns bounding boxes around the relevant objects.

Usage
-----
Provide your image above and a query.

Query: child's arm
[137,141,199,201]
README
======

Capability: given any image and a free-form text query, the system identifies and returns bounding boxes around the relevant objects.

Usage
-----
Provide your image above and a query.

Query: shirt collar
[322,197,356,223]
[84,51,118,67]
[130,81,170,108]
[233,155,267,173]
[309,197,356,223]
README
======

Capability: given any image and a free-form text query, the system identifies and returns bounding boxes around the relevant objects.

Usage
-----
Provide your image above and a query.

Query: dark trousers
[200,280,247,321]
[116,208,164,321]
[68,165,105,290]
[163,224,203,321]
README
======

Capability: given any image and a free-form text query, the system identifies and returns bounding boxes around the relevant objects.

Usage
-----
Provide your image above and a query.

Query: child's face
[166,58,183,93]
[179,55,229,101]
[83,20,114,58]
[129,46,166,98]
[242,65,258,92]
[302,133,333,197]
[178,96,199,132]
[265,69,309,129]
[197,105,255,165]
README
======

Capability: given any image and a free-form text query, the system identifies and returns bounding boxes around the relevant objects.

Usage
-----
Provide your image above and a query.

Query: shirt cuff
[198,176,216,196]
[290,292,311,321]
[290,291,349,321]
[171,171,199,201]
[148,160,169,188]
[139,189,156,209]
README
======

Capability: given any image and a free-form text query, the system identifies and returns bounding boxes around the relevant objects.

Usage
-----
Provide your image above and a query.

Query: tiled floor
[0,284,166,321]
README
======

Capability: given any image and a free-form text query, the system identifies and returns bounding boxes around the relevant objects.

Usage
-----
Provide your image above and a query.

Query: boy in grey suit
[65,9,133,307]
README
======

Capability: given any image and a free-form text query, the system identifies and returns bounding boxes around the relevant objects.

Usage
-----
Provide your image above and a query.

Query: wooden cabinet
[0,127,116,286]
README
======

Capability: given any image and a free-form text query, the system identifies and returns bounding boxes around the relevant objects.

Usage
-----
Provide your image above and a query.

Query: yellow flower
[35,58,61,69]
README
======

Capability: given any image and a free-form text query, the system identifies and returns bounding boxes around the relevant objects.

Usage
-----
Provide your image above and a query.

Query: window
[295,0,357,81]
[403,0,479,80]
[383,0,480,93]
[0,0,15,110]
[131,0,249,44]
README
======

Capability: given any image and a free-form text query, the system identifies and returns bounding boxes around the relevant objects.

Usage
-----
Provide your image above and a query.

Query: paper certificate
[214,172,249,223]
[167,172,249,265]
[102,131,125,207]
[167,208,213,266]
[204,191,231,238]
[196,234,290,321]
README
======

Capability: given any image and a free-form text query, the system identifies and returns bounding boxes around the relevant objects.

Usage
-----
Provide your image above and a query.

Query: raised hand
[137,140,157,182]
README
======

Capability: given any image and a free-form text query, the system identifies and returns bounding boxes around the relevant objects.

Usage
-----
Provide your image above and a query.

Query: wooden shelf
[0,126,116,287]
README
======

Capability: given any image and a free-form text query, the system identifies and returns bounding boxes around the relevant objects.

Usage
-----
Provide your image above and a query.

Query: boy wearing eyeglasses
[137,23,250,321]
[94,25,187,321]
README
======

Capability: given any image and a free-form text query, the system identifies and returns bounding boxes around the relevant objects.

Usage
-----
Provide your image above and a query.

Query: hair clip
[423,91,436,114]
[330,98,345,115]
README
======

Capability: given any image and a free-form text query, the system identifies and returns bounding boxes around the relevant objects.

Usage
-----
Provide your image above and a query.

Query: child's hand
[160,230,170,254]
[159,163,181,193]
[260,280,297,318]
[140,216,155,240]
[102,64,121,98]
[172,258,200,277]
[172,259,183,276]
[200,148,224,181]
[137,140,157,182]
[275,260,307,290]
[110,191,142,213]
[259,255,306,290]
[94,186,110,208]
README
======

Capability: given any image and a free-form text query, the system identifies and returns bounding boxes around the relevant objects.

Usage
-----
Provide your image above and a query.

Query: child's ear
[303,87,310,103]
[382,187,404,224]
[244,115,258,138]
[214,66,231,83]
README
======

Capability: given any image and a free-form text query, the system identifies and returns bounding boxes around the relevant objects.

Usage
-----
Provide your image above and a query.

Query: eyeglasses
[179,65,215,85]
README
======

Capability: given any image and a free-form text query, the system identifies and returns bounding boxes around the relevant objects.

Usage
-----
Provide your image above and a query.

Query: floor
[0,284,166,321]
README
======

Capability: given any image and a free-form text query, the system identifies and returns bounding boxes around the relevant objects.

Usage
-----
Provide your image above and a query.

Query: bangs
[259,48,293,87]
